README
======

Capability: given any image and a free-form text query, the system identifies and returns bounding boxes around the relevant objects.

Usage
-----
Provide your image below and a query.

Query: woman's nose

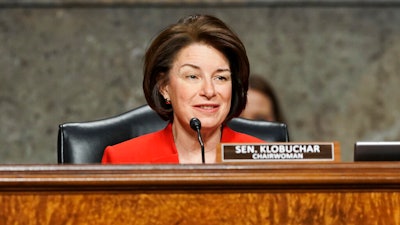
[200,79,216,99]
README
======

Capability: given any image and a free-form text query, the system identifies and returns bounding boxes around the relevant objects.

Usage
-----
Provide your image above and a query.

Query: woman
[102,14,264,164]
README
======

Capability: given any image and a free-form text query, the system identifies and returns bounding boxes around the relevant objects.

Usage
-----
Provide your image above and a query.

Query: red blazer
[101,123,265,164]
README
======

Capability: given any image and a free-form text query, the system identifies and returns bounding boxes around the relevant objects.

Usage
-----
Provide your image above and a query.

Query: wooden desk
[1,163,399,225]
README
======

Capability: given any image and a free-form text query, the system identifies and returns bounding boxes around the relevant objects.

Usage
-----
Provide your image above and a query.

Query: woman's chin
[198,120,223,130]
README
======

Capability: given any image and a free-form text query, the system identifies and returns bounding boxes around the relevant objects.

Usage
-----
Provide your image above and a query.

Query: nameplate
[220,142,338,162]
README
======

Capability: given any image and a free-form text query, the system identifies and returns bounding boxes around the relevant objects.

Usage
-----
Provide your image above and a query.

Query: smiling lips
[194,104,219,112]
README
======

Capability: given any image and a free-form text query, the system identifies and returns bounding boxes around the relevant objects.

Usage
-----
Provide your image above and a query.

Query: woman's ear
[159,83,170,101]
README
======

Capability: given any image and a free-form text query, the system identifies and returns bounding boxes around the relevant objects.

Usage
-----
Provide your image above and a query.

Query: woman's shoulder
[112,130,162,149]
[102,126,170,163]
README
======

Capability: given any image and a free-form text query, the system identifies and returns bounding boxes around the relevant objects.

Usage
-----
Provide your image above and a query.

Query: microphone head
[190,118,201,131]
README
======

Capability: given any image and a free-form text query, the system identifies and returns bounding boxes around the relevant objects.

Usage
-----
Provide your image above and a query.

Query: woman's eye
[185,74,198,79]
[218,76,227,80]
[215,75,230,81]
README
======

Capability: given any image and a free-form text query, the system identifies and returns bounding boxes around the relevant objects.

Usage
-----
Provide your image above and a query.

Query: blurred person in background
[240,74,286,123]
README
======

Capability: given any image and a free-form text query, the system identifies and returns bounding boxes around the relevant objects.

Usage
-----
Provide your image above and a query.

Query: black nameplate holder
[219,142,339,163]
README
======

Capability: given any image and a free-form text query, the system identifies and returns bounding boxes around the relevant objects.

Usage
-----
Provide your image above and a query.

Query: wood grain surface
[1,163,399,225]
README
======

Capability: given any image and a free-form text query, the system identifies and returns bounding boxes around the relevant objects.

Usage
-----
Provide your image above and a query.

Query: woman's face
[161,43,232,131]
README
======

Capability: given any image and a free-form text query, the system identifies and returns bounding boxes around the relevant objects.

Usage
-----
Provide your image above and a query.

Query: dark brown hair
[143,14,249,123]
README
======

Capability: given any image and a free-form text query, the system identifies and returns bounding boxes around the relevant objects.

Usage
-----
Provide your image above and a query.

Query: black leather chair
[58,105,289,164]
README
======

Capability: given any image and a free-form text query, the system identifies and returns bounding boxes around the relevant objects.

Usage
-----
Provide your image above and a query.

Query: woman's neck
[172,122,222,164]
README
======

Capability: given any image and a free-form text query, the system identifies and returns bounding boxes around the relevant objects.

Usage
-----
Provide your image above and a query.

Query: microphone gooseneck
[190,118,205,164]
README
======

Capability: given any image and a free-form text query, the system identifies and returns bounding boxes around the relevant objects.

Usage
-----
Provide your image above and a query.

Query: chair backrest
[227,117,289,143]
[58,105,289,164]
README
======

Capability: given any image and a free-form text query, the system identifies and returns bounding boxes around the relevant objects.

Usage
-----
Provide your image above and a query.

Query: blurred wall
[1,1,400,163]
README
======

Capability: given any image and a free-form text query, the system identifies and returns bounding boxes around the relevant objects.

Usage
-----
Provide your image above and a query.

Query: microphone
[190,118,205,164]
